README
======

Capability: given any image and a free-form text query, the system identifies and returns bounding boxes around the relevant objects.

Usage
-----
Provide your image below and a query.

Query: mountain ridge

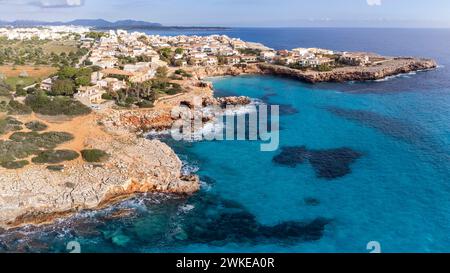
[0,19,162,28]
[0,19,228,30]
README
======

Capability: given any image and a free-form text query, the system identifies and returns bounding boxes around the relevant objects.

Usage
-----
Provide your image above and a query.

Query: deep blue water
[2,28,450,253]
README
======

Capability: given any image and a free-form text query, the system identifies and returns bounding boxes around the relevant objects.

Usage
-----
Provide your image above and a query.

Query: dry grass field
[0,65,57,78]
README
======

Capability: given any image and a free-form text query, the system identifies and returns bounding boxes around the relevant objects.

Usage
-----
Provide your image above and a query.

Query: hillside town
[40,29,388,107]
[0,27,412,109]
[0,26,89,40]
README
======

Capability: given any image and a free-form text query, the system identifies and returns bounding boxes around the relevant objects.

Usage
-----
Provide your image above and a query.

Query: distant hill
[0,19,162,28]
[0,19,227,30]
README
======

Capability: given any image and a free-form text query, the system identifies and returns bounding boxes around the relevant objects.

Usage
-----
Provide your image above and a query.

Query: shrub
[101,93,113,100]
[15,87,28,97]
[1,160,29,169]
[81,149,109,163]
[316,64,333,72]
[0,139,40,161]
[156,66,169,78]
[0,117,23,135]
[47,165,65,172]
[25,121,48,131]
[174,69,192,78]
[9,131,74,149]
[25,91,91,116]
[7,100,32,115]
[50,79,75,96]
[32,150,79,164]
[136,100,154,108]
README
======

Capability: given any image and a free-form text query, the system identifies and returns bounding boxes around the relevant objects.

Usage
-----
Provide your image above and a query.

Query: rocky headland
[0,122,199,229]
[184,57,437,84]
[258,57,437,83]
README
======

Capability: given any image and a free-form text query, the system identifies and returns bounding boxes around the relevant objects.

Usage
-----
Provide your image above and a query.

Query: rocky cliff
[258,58,437,83]
[0,133,199,229]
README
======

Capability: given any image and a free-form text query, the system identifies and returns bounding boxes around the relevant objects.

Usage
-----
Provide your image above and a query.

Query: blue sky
[0,0,449,27]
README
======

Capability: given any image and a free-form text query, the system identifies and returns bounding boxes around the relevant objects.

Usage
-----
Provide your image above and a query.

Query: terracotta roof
[102,68,134,77]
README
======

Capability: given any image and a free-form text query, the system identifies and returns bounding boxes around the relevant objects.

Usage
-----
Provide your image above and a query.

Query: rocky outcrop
[258,58,437,83]
[105,95,252,133]
[203,96,251,107]
[0,136,199,229]
[103,108,176,133]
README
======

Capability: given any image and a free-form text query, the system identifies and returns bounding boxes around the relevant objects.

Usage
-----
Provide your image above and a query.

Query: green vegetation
[81,149,109,163]
[315,64,333,72]
[0,40,86,67]
[47,165,65,172]
[7,100,32,115]
[238,48,261,56]
[25,91,91,116]
[15,85,28,97]
[32,150,79,164]
[9,131,74,149]
[1,160,29,169]
[85,31,108,40]
[174,69,193,78]
[112,75,182,108]
[0,80,11,96]
[50,79,76,96]
[288,63,308,71]
[25,121,48,131]
[175,48,184,55]
[4,77,36,90]
[101,93,114,100]
[155,66,169,78]
[0,116,23,135]
[157,48,173,62]
[118,55,158,66]
[0,130,74,169]
[49,66,93,96]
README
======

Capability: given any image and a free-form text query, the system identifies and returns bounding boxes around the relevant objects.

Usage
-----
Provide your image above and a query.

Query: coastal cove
[0,27,449,253]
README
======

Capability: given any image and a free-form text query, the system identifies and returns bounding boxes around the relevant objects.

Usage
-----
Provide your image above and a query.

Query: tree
[85,31,107,40]
[156,66,169,78]
[57,67,78,80]
[158,48,173,62]
[175,48,184,55]
[90,65,102,72]
[15,85,27,97]
[51,79,75,96]
[75,76,90,86]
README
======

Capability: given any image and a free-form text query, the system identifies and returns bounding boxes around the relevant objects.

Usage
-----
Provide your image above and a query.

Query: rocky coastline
[0,54,437,230]
[185,57,437,84]
[0,132,199,229]
[257,57,437,83]
[0,77,253,230]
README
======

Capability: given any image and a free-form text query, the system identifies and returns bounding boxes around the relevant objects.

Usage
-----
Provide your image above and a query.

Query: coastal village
[1,26,391,109]
[0,26,437,230]
[73,29,383,107]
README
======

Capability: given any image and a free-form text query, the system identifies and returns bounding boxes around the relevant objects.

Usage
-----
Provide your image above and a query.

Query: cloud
[31,0,85,8]
[367,0,382,6]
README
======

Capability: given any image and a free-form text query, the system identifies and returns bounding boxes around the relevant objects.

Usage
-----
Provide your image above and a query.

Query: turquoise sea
[1,28,450,253]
